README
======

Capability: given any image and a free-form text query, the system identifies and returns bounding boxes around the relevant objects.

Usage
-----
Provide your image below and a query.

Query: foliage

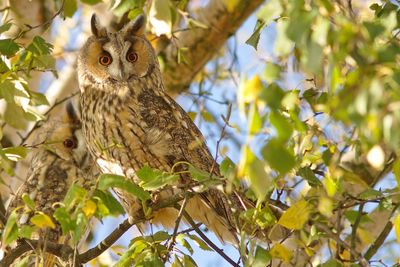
[0,0,400,266]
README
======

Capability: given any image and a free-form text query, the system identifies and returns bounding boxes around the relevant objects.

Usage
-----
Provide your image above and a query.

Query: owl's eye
[127,51,138,62]
[63,138,77,149]
[99,53,112,66]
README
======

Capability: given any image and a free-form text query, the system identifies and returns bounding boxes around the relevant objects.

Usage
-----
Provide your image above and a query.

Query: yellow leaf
[278,200,310,230]
[83,199,97,217]
[394,214,400,243]
[240,75,263,103]
[223,0,240,12]
[30,213,55,229]
[270,243,292,263]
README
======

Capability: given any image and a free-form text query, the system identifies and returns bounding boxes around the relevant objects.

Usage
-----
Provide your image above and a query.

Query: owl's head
[37,103,90,169]
[78,14,156,88]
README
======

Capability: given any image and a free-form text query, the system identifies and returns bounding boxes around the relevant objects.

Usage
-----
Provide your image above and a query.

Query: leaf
[222,0,240,12]
[262,139,296,174]
[21,193,35,210]
[246,19,266,50]
[29,91,49,106]
[269,111,293,142]
[98,174,150,201]
[92,189,125,216]
[82,199,97,217]
[263,62,282,83]
[0,23,12,34]
[298,167,322,187]
[3,210,19,245]
[2,146,28,161]
[248,103,262,135]
[278,200,310,230]
[63,0,77,17]
[72,212,88,244]
[219,157,236,180]
[54,206,74,234]
[253,246,271,267]
[63,183,87,209]
[239,75,263,104]
[188,165,216,183]
[27,36,53,55]
[136,165,179,191]
[81,0,102,4]
[0,39,19,57]
[176,234,193,254]
[274,20,294,56]
[30,213,56,229]
[269,243,292,263]
[18,225,34,239]
[187,234,213,251]
[5,102,27,129]
[257,0,283,24]
[394,214,400,243]
[183,255,198,267]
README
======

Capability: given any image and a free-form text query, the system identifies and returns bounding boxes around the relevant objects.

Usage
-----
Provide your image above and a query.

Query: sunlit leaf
[149,0,172,36]
[269,243,292,263]
[394,214,400,243]
[30,213,56,229]
[98,174,150,201]
[82,199,97,217]
[3,210,19,245]
[278,200,310,230]
[253,246,271,267]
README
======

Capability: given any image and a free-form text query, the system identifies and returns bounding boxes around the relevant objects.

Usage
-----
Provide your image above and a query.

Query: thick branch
[162,0,265,93]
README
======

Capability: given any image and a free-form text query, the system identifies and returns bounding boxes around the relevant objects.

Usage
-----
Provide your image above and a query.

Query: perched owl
[6,103,97,267]
[78,15,265,245]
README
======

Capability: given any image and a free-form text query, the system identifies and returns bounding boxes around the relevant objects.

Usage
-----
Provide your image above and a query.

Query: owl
[6,103,97,267]
[78,15,264,245]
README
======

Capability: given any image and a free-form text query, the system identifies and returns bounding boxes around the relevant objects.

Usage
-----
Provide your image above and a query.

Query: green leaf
[72,212,88,244]
[344,210,371,225]
[246,19,266,50]
[176,234,193,254]
[263,62,282,83]
[3,210,19,245]
[27,36,53,55]
[320,259,344,267]
[98,174,150,201]
[21,193,35,210]
[183,255,198,267]
[81,0,102,4]
[278,200,310,230]
[219,157,236,180]
[63,183,87,209]
[188,165,215,183]
[64,0,77,17]
[187,234,212,251]
[248,103,263,135]
[18,225,34,239]
[4,102,27,129]
[260,83,285,110]
[0,39,19,57]
[93,189,125,216]
[2,146,28,161]
[269,111,293,142]
[54,207,74,235]
[136,165,179,191]
[113,0,145,17]
[298,167,322,187]
[253,246,271,267]
[149,0,173,36]
[257,0,282,24]
[29,91,49,106]
[0,23,12,34]
[262,139,295,174]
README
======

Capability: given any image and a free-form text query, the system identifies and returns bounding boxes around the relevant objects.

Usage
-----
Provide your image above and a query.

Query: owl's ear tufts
[65,102,81,125]
[123,15,146,37]
[91,14,107,38]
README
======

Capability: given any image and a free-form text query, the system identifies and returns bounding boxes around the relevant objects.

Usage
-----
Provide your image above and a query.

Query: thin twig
[350,203,365,261]
[167,195,189,252]
[181,209,240,267]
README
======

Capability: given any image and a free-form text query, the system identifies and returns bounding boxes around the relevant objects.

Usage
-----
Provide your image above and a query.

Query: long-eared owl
[6,103,97,266]
[78,15,254,244]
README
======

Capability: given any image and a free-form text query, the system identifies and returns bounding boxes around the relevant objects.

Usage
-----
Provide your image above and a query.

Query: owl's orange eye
[127,51,138,62]
[99,54,112,66]
[63,138,77,149]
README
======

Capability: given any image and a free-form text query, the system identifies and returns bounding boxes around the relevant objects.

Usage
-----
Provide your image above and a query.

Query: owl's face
[78,15,155,87]
[38,103,90,169]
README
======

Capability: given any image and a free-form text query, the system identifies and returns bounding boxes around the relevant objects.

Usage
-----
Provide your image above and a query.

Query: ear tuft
[65,102,81,125]
[91,14,107,37]
[123,14,146,36]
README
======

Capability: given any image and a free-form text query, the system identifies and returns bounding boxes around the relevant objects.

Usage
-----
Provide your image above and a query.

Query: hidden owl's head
[78,14,156,87]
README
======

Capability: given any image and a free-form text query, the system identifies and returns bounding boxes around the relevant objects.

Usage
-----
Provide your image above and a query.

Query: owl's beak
[114,69,127,81]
